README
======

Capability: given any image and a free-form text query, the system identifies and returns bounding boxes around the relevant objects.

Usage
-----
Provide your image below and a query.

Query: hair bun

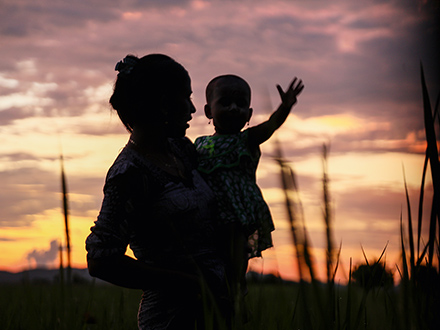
[115,55,139,75]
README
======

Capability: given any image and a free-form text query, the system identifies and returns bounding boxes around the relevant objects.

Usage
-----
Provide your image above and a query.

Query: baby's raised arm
[248,77,304,147]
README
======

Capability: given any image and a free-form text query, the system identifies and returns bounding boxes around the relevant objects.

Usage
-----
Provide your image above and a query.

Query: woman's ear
[248,107,253,121]
[204,104,213,119]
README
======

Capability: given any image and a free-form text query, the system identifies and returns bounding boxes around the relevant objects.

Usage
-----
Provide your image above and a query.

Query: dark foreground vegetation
[0,276,438,330]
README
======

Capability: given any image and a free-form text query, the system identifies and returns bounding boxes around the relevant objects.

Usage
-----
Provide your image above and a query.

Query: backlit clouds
[0,167,58,227]
[0,0,438,277]
[27,239,59,268]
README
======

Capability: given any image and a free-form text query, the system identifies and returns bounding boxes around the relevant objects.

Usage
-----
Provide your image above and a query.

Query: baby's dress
[194,130,274,257]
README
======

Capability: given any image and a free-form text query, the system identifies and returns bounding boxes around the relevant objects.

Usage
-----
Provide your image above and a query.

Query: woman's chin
[167,127,187,138]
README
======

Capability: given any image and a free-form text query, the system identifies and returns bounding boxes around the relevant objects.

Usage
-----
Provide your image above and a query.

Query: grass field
[0,280,404,330]
[1,278,437,330]
[0,281,141,330]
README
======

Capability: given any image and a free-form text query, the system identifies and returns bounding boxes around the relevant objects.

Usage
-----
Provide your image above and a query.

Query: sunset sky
[0,0,438,282]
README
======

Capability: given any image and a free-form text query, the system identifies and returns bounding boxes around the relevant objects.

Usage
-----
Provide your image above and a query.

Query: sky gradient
[0,0,439,282]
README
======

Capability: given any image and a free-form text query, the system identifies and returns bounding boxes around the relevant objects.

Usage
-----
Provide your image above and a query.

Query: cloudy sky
[0,0,438,282]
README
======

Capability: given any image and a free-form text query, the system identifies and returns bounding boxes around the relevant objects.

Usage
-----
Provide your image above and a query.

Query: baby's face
[207,79,251,134]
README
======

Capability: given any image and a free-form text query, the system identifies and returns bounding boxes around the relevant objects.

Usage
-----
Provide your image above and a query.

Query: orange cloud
[122,12,142,20]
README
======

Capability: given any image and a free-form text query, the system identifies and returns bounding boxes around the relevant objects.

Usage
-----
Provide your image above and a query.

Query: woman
[85,54,230,329]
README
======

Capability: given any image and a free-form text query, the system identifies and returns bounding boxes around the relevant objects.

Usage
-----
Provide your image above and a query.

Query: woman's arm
[86,165,199,290]
[88,254,199,290]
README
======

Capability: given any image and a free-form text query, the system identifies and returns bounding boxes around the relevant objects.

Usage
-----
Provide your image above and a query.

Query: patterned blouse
[194,130,274,258]
[85,137,227,330]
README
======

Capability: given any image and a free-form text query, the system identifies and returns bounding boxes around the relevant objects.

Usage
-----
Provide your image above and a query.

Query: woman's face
[162,76,196,138]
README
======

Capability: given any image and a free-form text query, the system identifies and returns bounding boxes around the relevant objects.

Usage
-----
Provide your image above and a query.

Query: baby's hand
[276,77,304,108]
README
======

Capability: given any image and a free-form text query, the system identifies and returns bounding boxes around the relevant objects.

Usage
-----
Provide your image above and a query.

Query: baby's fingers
[288,77,298,90]
[296,80,304,92]
[276,84,284,97]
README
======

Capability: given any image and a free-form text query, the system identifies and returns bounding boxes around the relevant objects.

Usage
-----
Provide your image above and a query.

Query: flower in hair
[115,56,138,75]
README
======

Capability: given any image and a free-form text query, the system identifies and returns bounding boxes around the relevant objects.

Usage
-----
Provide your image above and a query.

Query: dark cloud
[298,183,434,258]
[75,121,127,136]
[334,183,434,234]
[0,167,59,226]
[0,0,437,128]
[0,0,193,38]
[334,227,400,259]
[335,187,404,223]
[0,107,35,125]
[0,152,53,162]
[0,164,103,227]
[67,176,105,216]
[0,237,16,242]
[0,2,116,38]
[329,131,424,155]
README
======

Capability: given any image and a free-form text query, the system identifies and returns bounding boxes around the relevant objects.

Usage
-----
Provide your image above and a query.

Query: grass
[394,64,440,330]
[0,279,423,330]
[0,281,141,330]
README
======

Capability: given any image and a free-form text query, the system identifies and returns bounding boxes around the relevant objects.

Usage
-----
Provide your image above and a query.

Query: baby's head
[205,74,253,134]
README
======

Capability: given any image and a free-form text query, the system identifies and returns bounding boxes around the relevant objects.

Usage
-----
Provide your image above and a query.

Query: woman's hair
[110,54,190,132]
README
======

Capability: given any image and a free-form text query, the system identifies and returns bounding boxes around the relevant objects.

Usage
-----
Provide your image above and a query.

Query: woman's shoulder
[105,146,143,183]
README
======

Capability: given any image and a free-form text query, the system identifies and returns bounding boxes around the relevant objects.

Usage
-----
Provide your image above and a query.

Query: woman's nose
[190,102,196,113]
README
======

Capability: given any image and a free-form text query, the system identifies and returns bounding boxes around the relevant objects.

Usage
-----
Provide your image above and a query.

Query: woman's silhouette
[86,54,230,330]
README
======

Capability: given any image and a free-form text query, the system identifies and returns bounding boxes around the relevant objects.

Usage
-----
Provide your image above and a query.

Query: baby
[194,74,304,316]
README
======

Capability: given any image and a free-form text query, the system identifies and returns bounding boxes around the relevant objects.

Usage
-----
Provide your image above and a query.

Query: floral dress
[85,137,229,330]
[194,130,274,257]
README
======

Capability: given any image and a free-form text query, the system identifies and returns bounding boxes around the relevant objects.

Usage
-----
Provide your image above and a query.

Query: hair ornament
[115,55,138,75]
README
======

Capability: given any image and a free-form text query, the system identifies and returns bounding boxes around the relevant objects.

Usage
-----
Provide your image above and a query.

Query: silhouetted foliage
[413,265,440,293]
[352,261,394,290]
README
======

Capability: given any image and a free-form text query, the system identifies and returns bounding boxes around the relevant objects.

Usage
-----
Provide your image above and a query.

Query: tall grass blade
[432,93,440,270]
[322,143,334,283]
[399,211,411,330]
[416,90,437,257]
[58,241,64,285]
[420,64,440,260]
[360,245,370,267]
[274,139,305,281]
[403,168,415,277]
[427,196,437,266]
[377,241,389,264]
[399,211,409,281]
[331,241,342,282]
[345,257,353,330]
[415,240,430,267]
[274,143,319,283]
[274,139,327,328]
[417,153,428,257]
[60,154,71,282]
[58,241,65,318]
[302,222,317,281]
